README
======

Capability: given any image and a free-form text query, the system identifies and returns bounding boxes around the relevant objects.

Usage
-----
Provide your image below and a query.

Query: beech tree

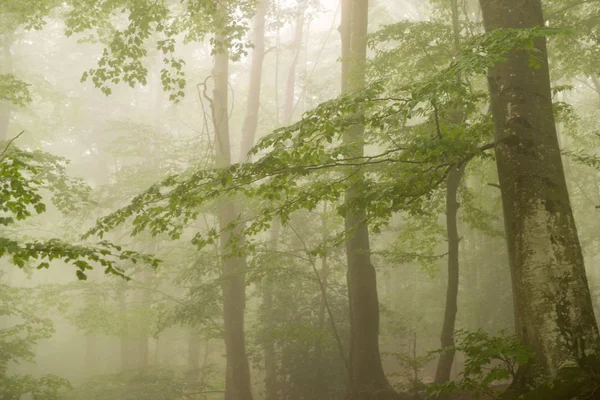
[340,0,399,398]
[479,0,600,396]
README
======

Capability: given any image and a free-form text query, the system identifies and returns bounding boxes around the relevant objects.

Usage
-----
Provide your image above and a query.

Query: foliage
[63,0,256,101]
[384,336,435,395]
[0,143,160,279]
[427,330,535,399]
[77,27,569,285]
[0,284,72,399]
[0,74,32,106]
[64,367,222,400]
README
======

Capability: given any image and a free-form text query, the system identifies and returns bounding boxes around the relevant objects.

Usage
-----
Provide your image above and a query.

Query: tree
[479,0,600,396]
[435,0,467,384]
[340,0,397,398]
[212,21,255,400]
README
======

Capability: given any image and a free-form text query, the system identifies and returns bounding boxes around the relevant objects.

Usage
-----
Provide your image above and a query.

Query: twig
[0,130,24,158]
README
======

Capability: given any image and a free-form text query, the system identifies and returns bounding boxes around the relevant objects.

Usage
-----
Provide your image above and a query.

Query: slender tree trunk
[479,0,600,394]
[211,33,254,400]
[118,282,133,371]
[340,0,397,398]
[134,270,152,368]
[84,333,97,373]
[239,0,268,163]
[235,2,271,398]
[314,203,331,394]
[282,0,307,125]
[434,0,465,383]
[189,332,201,370]
[263,224,278,400]
[435,164,466,384]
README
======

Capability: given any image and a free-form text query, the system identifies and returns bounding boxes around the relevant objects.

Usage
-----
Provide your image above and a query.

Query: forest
[1,0,600,399]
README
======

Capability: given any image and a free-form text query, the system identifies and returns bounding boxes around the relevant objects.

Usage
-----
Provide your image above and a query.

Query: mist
[1,0,599,399]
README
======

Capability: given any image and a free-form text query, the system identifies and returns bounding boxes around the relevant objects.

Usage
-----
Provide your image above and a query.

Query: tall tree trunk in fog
[0,33,14,142]
[235,2,271,398]
[188,331,201,371]
[314,202,330,394]
[435,0,464,384]
[340,0,396,398]
[118,281,134,371]
[435,165,465,384]
[239,0,268,163]
[282,0,307,125]
[479,0,600,393]
[134,270,152,368]
[211,33,254,400]
[263,224,278,400]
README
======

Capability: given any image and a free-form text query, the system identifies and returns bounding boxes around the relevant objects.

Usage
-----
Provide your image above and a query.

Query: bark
[435,164,466,384]
[84,333,97,373]
[211,34,254,400]
[479,0,600,394]
[239,0,268,163]
[118,282,134,371]
[189,332,201,371]
[263,224,278,400]
[314,203,331,394]
[340,0,397,398]
[282,0,307,125]
[435,0,465,384]
[236,2,271,397]
[134,271,152,368]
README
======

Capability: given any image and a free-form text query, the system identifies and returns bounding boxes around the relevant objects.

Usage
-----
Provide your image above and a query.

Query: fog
[1,0,599,399]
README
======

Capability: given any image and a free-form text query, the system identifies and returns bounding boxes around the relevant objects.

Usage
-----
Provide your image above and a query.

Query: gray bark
[211,33,254,400]
[480,0,600,392]
[340,0,398,398]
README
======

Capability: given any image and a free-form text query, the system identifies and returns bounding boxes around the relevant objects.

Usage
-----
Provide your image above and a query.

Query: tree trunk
[263,224,278,400]
[118,282,133,371]
[435,0,465,384]
[340,0,396,398]
[435,164,466,384]
[189,332,201,370]
[236,2,271,398]
[479,0,600,394]
[239,0,268,163]
[314,203,331,394]
[211,33,254,400]
[282,0,307,125]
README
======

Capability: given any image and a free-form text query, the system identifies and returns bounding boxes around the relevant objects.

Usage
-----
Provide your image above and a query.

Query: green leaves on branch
[64,0,254,102]
[0,74,32,106]
[84,26,566,251]
[0,144,160,279]
[0,237,160,280]
[429,330,534,399]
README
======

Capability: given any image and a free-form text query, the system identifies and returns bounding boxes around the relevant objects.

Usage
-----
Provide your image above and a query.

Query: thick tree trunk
[212,35,254,400]
[340,0,396,398]
[479,0,600,394]
[435,164,466,384]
